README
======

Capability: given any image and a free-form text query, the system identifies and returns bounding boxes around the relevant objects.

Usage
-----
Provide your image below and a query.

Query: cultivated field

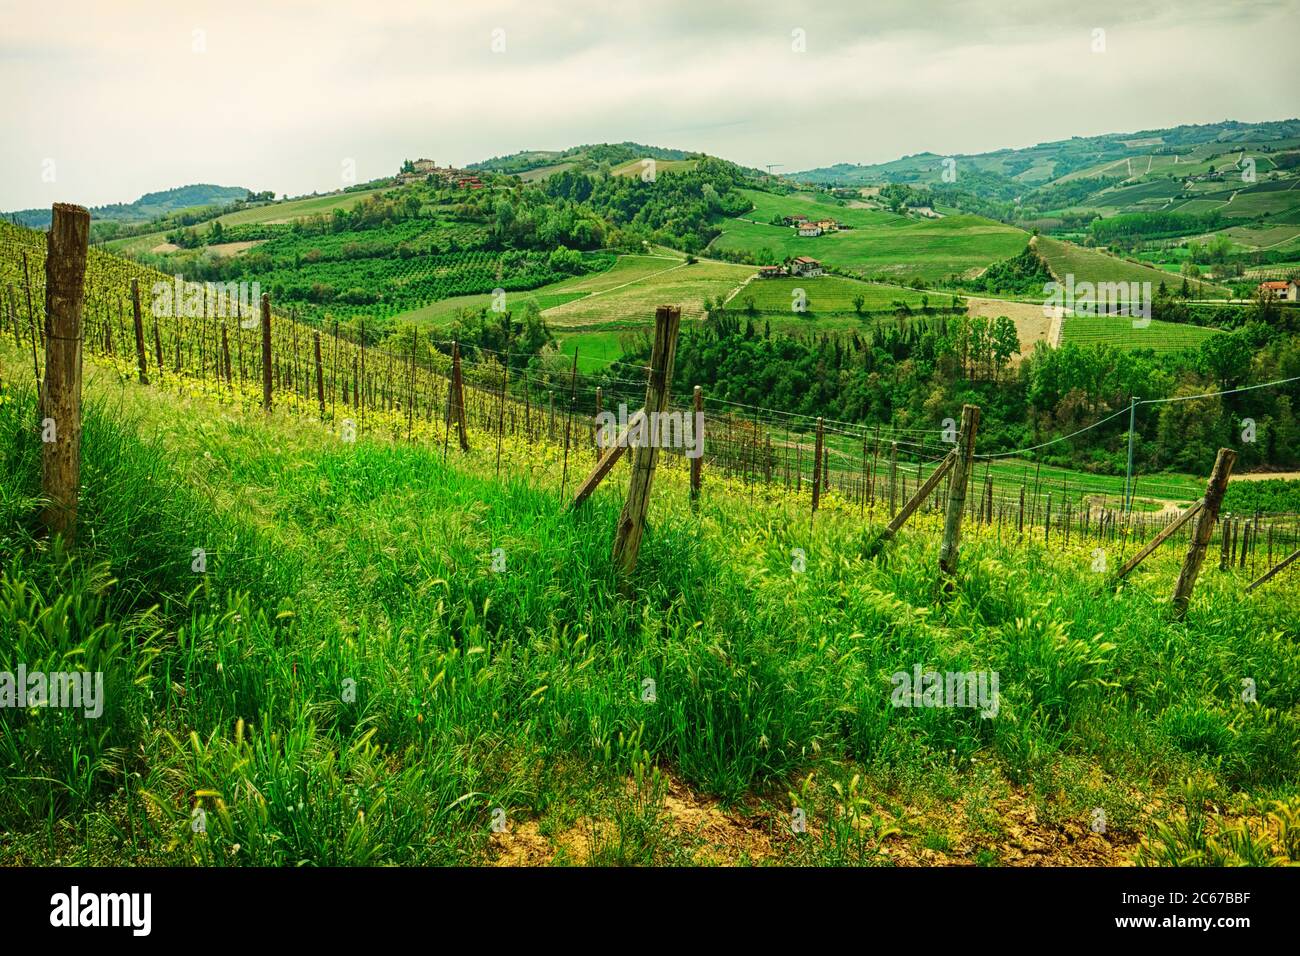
[541,256,753,326]
[1058,315,1220,352]
[712,208,1028,283]
[1032,236,1229,298]
[729,275,939,313]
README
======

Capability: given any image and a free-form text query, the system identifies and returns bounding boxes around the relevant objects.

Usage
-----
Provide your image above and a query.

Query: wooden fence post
[6,285,18,350]
[690,385,703,503]
[1219,515,1232,571]
[314,330,326,419]
[811,417,825,512]
[594,386,604,460]
[450,340,469,451]
[496,353,508,477]
[1172,448,1236,618]
[40,203,90,543]
[260,293,273,412]
[938,404,980,588]
[611,306,681,579]
[888,441,898,516]
[221,321,233,387]
[153,314,164,379]
[130,278,149,385]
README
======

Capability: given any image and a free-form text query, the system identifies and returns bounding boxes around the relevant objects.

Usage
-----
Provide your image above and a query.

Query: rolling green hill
[5,183,252,229]
[1033,236,1229,299]
[787,120,1300,291]
[102,185,395,255]
[792,119,1300,190]
[471,142,702,178]
[712,191,1027,284]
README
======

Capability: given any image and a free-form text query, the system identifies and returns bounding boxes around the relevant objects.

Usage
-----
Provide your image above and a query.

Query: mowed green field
[395,253,755,365]
[1033,236,1229,299]
[1059,315,1219,353]
[739,189,906,229]
[712,212,1024,280]
[391,288,590,326]
[390,255,691,327]
[730,275,941,314]
[542,257,753,326]
[610,158,699,178]
[1217,223,1300,251]
[556,329,633,368]
[713,200,1027,284]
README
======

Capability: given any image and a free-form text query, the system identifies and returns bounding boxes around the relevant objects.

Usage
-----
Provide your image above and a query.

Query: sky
[2,0,1298,210]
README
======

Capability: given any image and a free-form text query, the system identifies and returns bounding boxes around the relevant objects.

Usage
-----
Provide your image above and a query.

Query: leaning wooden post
[130,278,149,385]
[1112,499,1204,584]
[689,385,703,503]
[1171,448,1236,619]
[865,449,957,558]
[811,417,825,512]
[938,404,980,588]
[260,293,273,412]
[611,306,681,579]
[1246,547,1300,594]
[40,203,90,543]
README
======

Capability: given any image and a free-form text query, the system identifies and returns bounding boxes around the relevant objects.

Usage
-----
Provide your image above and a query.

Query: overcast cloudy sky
[2,0,1297,210]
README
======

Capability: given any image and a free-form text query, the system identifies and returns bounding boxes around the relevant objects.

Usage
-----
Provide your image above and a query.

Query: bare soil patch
[965,296,1055,364]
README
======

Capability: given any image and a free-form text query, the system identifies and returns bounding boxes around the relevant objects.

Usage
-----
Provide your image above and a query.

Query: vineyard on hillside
[3,218,1297,554]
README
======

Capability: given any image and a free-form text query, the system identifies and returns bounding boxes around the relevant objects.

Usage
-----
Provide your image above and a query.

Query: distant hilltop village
[397,158,483,189]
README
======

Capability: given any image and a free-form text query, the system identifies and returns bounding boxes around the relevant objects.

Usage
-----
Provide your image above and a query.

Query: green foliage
[545,157,751,252]
[961,244,1054,295]
[1222,479,1300,515]
[1089,210,1224,243]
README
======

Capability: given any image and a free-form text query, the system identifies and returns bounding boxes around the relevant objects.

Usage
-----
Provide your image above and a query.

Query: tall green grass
[0,361,1296,865]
